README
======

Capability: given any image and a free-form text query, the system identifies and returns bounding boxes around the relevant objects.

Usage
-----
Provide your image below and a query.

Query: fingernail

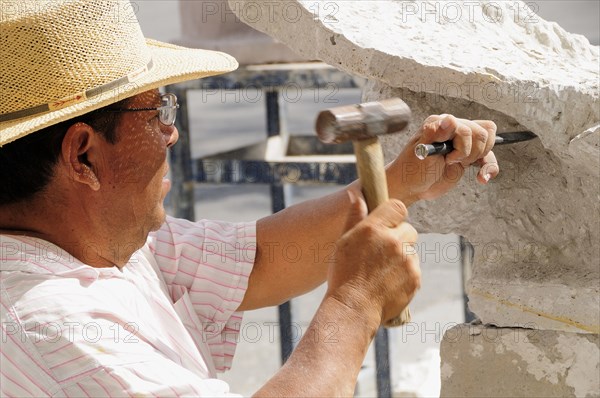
[484,173,491,182]
[440,116,451,130]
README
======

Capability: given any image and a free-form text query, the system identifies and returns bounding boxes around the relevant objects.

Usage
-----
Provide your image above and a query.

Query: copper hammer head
[315,98,412,214]
[315,98,411,144]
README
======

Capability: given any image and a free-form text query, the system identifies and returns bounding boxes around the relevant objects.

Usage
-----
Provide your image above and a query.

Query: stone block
[228,1,599,153]
[440,324,600,397]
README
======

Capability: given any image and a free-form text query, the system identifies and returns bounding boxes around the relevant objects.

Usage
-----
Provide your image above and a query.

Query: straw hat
[0,0,238,146]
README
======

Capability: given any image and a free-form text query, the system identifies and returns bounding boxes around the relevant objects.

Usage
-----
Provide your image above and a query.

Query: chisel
[414,131,537,160]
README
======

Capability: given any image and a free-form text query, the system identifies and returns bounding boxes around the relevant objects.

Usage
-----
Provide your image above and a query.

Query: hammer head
[315,98,411,144]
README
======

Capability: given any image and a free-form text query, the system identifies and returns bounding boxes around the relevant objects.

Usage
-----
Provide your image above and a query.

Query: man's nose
[164,125,179,148]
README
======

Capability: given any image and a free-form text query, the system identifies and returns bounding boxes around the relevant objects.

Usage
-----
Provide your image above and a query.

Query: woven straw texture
[0,0,238,146]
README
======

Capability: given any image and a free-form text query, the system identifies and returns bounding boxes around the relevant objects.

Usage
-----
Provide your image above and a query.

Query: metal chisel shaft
[414,131,537,160]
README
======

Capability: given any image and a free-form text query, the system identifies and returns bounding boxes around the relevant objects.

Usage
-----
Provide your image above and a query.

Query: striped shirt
[0,216,256,397]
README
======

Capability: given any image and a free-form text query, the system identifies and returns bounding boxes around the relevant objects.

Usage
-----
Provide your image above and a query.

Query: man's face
[97,89,178,246]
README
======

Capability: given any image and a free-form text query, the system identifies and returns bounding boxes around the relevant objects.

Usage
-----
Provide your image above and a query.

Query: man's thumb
[343,190,368,233]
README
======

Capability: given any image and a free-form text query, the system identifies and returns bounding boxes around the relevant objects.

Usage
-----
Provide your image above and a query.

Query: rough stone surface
[229,0,599,156]
[230,0,600,334]
[440,324,600,397]
[364,82,600,335]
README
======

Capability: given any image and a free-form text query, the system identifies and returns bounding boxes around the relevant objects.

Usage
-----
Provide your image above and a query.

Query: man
[0,1,499,396]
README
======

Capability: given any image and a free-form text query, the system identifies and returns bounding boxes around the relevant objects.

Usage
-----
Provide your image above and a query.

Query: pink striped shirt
[0,216,256,397]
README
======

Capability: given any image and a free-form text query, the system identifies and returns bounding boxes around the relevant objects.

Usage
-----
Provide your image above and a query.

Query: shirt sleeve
[147,216,256,372]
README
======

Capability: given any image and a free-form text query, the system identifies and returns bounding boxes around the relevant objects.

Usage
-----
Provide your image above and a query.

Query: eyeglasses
[105,93,179,126]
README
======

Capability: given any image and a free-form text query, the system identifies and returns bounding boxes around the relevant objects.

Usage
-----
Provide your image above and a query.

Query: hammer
[315,98,412,327]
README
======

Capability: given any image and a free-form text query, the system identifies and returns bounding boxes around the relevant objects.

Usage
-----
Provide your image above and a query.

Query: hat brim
[0,39,238,146]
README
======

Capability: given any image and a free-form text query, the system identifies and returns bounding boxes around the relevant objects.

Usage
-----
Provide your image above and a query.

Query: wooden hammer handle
[353,137,411,328]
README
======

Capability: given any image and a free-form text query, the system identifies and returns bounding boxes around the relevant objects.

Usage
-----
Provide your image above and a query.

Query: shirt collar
[0,234,104,280]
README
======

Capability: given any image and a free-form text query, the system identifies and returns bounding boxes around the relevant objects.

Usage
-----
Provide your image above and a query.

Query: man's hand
[387,114,499,206]
[255,196,420,396]
[326,194,421,327]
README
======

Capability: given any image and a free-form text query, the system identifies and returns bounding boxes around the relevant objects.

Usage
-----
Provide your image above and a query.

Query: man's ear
[60,122,102,191]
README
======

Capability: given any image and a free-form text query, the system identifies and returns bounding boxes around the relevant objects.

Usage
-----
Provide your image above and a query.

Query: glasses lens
[158,108,173,126]
[160,94,177,126]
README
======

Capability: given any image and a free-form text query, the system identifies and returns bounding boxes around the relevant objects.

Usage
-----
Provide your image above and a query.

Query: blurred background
[134,1,599,396]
